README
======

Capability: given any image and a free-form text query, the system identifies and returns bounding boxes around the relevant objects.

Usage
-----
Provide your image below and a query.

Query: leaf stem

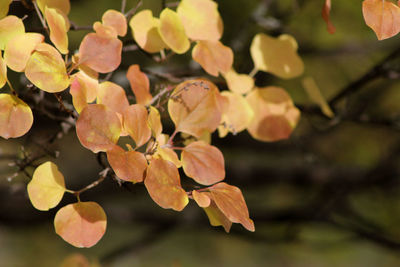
[249,67,258,78]
[66,168,110,199]
[121,0,127,13]
[33,1,49,35]
[125,0,143,20]
[6,80,17,96]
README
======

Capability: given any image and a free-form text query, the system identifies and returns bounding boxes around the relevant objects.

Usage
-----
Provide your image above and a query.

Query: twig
[33,1,49,35]
[125,0,143,20]
[121,0,127,13]
[67,168,111,199]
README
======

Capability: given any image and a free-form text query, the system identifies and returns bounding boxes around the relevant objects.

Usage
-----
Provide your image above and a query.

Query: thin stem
[147,86,171,106]
[121,0,127,13]
[249,67,258,78]
[6,80,17,96]
[167,130,178,146]
[66,168,110,197]
[33,1,49,35]
[125,0,143,20]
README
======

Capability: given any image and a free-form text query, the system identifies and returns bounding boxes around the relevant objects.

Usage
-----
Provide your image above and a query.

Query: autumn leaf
[302,76,334,118]
[37,0,70,15]
[148,106,163,138]
[45,7,69,54]
[102,9,127,37]
[76,104,122,153]
[158,8,190,54]
[123,104,152,148]
[93,21,118,39]
[154,147,181,168]
[60,254,91,267]
[144,158,189,211]
[0,94,33,139]
[181,141,225,185]
[203,199,232,232]
[27,161,65,211]
[126,64,153,105]
[192,190,211,208]
[0,52,6,88]
[69,71,99,113]
[54,201,107,248]
[322,0,336,34]
[223,68,254,95]
[0,15,25,50]
[0,0,12,19]
[362,0,400,40]
[97,81,129,115]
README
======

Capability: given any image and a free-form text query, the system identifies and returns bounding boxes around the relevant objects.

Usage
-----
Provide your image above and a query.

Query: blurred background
[2,0,400,266]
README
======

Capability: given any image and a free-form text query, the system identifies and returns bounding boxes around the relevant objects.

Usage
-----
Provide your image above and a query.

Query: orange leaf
[192,190,211,208]
[322,0,336,34]
[144,158,189,211]
[0,51,6,88]
[154,147,181,168]
[0,0,12,19]
[45,7,69,54]
[97,81,129,115]
[192,40,233,77]
[27,161,65,211]
[123,104,151,147]
[0,94,33,139]
[78,32,122,73]
[76,104,122,153]
[246,87,300,142]
[106,145,147,183]
[0,15,25,50]
[148,106,162,138]
[129,10,167,53]
[158,8,190,54]
[25,43,70,93]
[209,182,255,232]
[168,79,222,138]
[37,0,70,15]
[4,33,44,72]
[203,199,232,232]
[102,9,127,37]
[362,0,400,40]
[181,141,225,185]
[177,0,223,41]
[126,64,152,105]
[93,21,118,38]
[223,68,254,95]
[54,201,107,248]
[69,71,99,113]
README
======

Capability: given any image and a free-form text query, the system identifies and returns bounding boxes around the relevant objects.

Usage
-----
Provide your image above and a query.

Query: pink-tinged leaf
[123,104,151,148]
[158,8,190,54]
[148,106,162,138]
[0,51,6,88]
[168,79,222,138]
[181,141,225,185]
[126,64,152,105]
[0,94,33,139]
[192,190,211,208]
[4,33,44,72]
[97,81,129,115]
[209,182,255,232]
[93,21,118,38]
[78,32,122,73]
[102,9,127,37]
[144,158,189,211]
[69,71,99,113]
[25,43,70,93]
[322,0,336,34]
[76,104,122,153]
[106,145,147,183]
[27,161,65,211]
[246,87,300,142]
[192,40,233,77]
[37,0,70,15]
[362,0,400,40]
[154,147,181,168]
[177,0,223,41]
[54,201,107,248]
[0,15,25,50]
[45,7,69,54]
[203,199,232,232]
[0,0,12,19]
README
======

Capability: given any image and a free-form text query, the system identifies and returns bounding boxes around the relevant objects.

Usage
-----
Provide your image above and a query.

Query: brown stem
[68,168,110,198]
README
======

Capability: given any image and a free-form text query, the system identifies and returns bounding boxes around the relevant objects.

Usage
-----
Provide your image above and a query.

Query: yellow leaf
[302,76,334,118]
[154,147,181,168]
[37,0,70,15]
[102,9,127,37]
[158,8,190,54]
[45,7,69,54]
[0,15,24,50]
[0,0,12,19]
[223,68,254,95]
[69,71,99,113]
[0,51,6,88]
[203,199,232,232]
[148,106,163,138]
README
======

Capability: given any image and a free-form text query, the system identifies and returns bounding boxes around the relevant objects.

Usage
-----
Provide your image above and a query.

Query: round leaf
[158,8,190,54]
[97,81,129,115]
[102,9,127,37]
[192,190,211,208]
[0,15,25,50]
[123,104,151,148]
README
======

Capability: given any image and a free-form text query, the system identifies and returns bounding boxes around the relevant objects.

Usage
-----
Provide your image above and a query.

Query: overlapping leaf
[203,198,232,232]
[158,8,190,54]
[54,201,107,248]
[27,161,65,211]
[76,104,122,153]
[154,147,181,168]
[0,94,33,139]
[25,43,70,93]
[97,81,129,115]
[0,15,25,50]
[123,104,151,147]
[102,9,127,37]
[181,141,225,185]
[45,7,69,54]
[250,33,304,79]
[144,158,188,211]
[223,68,254,95]
[126,64,152,105]
[37,0,70,15]
[192,190,211,208]
[93,21,118,39]
[246,87,300,142]
[148,106,162,138]
[70,71,98,113]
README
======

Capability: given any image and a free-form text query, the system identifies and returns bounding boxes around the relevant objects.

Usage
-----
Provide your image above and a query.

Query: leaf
[76,104,122,153]
[0,94,33,139]
[181,141,225,185]
[93,21,117,38]
[37,0,70,15]
[154,147,181,168]
[45,7,69,54]
[102,9,127,37]
[250,33,304,79]
[0,51,6,88]
[25,43,70,93]
[302,76,334,118]
[209,182,255,232]
[27,161,65,211]
[223,68,254,95]
[144,158,189,211]
[362,0,400,40]
[148,106,162,138]
[177,0,223,41]
[60,254,91,267]
[78,32,122,73]
[203,199,232,232]
[4,33,44,72]
[168,79,222,138]
[246,87,300,142]
[106,145,147,183]
[70,71,99,113]
[0,0,12,19]
[218,91,254,138]
[158,8,190,54]
[97,81,129,115]
[322,0,336,34]
[126,64,152,105]
[129,10,167,53]
[192,40,233,77]
[54,201,107,248]
[0,15,25,50]
[123,104,151,148]
[192,190,211,208]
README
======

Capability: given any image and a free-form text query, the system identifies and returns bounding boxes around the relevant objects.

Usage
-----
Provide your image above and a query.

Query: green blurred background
[2,0,400,266]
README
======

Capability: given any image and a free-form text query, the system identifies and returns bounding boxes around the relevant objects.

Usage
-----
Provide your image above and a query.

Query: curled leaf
[45,7,69,54]
[123,104,151,148]
[27,161,65,211]
[203,199,232,232]
[54,201,107,248]
[0,15,25,50]
[69,71,99,113]
[102,9,127,37]
[158,8,190,54]
[126,64,152,105]
[0,94,33,139]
